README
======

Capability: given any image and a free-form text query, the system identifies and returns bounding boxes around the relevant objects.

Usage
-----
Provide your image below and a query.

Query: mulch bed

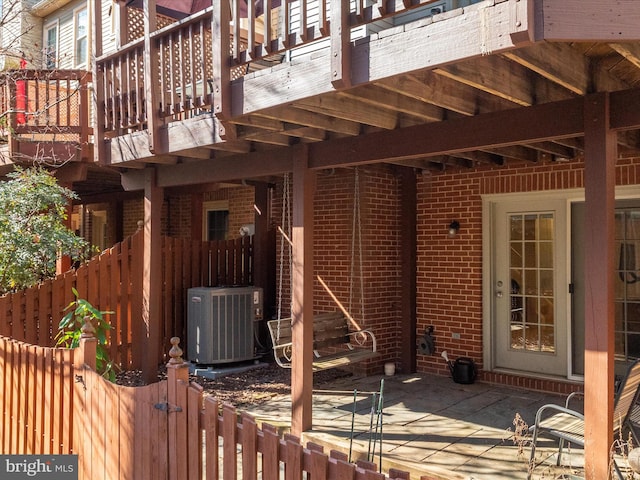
[116,361,351,408]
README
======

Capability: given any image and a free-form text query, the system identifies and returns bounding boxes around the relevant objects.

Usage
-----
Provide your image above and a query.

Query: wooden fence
[0,230,253,370]
[0,334,412,480]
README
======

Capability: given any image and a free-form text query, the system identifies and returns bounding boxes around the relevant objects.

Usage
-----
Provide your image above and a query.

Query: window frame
[44,20,59,69]
[73,6,88,68]
[202,200,230,241]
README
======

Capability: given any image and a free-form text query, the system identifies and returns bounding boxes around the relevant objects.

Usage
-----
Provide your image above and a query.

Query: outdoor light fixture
[448,220,460,237]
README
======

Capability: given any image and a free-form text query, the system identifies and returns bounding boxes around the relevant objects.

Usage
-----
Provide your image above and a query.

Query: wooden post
[143,0,165,153]
[212,0,231,138]
[253,182,275,325]
[583,92,617,480]
[166,337,189,480]
[330,0,351,88]
[291,145,315,435]
[398,166,417,373]
[77,316,97,371]
[92,0,105,165]
[142,167,163,383]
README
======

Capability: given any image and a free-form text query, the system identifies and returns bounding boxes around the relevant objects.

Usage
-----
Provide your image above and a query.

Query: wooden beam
[398,166,416,373]
[92,0,105,165]
[330,0,351,88]
[291,144,315,435]
[255,106,362,136]
[542,0,640,41]
[120,149,294,190]
[610,43,640,70]
[294,95,399,130]
[253,183,275,339]
[143,0,165,153]
[435,55,535,107]
[212,0,231,136]
[583,92,617,480]
[307,88,640,169]
[503,43,590,95]
[308,95,586,168]
[142,167,163,384]
[610,88,640,131]
[340,84,443,122]
[377,72,483,117]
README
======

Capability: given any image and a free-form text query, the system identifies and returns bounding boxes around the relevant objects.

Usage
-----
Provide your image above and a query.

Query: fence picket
[241,413,259,480]
[25,288,37,344]
[223,404,239,480]
[188,383,204,480]
[204,396,220,480]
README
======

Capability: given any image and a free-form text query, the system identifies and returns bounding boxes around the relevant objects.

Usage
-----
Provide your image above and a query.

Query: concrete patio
[241,371,632,480]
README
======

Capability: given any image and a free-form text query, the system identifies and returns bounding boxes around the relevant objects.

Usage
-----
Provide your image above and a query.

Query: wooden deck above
[94,0,640,187]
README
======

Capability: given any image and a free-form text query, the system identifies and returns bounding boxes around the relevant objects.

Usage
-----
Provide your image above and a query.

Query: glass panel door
[494,199,567,376]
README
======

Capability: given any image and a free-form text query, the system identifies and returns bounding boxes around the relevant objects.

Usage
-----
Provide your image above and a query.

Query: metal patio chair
[527,359,640,480]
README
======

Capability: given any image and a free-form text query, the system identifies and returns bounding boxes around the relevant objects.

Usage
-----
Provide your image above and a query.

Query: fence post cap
[167,337,184,365]
[80,315,95,338]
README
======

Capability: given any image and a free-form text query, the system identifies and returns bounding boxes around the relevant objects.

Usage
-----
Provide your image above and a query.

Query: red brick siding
[168,186,256,240]
[123,198,144,237]
[416,156,640,392]
[272,166,402,376]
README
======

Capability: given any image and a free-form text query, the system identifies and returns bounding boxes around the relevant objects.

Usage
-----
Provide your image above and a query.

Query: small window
[206,210,229,241]
[44,23,58,69]
[74,7,88,67]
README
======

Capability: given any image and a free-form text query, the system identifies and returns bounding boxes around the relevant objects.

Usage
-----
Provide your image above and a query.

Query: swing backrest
[268,312,350,349]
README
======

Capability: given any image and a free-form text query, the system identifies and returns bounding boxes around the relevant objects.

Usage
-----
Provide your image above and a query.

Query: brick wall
[272,166,402,376]
[416,156,640,391]
[167,186,256,240]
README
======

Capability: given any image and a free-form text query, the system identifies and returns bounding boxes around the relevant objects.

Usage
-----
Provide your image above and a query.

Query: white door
[493,199,568,376]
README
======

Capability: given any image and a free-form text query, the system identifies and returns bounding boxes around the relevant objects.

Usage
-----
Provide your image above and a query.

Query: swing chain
[276,172,291,343]
[349,167,365,329]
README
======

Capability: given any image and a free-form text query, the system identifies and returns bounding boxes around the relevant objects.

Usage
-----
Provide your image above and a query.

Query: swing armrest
[271,340,294,368]
[346,329,377,352]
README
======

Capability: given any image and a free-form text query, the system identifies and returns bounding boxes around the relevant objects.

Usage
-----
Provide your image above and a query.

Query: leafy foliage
[56,288,117,381]
[0,167,93,294]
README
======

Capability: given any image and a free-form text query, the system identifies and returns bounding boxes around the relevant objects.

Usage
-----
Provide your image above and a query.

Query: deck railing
[94,0,461,148]
[0,69,91,163]
[0,334,412,480]
[0,230,253,370]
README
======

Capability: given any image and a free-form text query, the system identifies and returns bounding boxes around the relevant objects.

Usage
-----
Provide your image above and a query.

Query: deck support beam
[330,0,351,88]
[398,166,417,373]
[92,0,105,164]
[143,0,165,153]
[142,167,163,384]
[583,92,616,480]
[212,0,231,138]
[291,145,316,435]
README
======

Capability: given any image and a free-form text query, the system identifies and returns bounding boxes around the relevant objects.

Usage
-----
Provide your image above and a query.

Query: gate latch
[154,402,182,413]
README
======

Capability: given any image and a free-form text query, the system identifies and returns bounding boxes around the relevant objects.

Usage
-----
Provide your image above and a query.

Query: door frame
[483,186,640,379]
[482,189,578,379]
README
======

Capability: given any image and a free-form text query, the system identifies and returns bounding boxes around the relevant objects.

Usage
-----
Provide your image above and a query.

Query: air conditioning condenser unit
[187,286,263,364]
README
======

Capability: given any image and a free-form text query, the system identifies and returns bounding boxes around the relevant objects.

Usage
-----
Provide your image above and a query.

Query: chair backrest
[613,359,640,431]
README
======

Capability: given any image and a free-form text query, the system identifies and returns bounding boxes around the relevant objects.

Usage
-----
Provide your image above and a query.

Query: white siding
[41,0,87,69]
[0,0,43,69]
[100,0,117,56]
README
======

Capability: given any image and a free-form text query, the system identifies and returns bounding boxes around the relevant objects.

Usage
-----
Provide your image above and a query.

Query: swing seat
[267,311,378,371]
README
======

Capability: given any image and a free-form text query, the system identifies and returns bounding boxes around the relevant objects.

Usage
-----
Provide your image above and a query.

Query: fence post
[167,337,189,480]
[77,315,97,371]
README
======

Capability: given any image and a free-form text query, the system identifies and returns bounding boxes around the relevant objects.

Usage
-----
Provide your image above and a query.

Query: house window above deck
[74,6,87,67]
[44,21,58,69]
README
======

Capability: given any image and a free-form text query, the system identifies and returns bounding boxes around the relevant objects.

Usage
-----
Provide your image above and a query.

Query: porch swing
[267,169,378,371]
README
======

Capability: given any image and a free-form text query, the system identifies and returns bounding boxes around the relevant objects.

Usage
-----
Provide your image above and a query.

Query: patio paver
[242,370,628,480]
